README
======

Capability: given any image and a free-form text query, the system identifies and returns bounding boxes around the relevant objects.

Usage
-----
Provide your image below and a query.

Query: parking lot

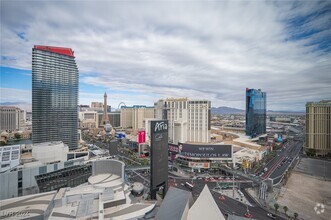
[295,158,331,180]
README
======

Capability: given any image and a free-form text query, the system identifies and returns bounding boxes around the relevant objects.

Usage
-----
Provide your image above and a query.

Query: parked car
[267,213,277,219]
[244,213,253,218]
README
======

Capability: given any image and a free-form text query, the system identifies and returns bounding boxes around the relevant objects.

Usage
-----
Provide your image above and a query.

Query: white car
[267,213,277,219]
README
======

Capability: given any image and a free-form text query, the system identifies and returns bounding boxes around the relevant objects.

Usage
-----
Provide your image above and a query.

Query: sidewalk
[246,187,291,219]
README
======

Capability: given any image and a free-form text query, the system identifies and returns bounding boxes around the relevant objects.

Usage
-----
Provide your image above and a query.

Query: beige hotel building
[305,100,331,156]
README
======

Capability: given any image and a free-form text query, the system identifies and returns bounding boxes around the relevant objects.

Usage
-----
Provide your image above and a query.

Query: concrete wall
[92,160,125,182]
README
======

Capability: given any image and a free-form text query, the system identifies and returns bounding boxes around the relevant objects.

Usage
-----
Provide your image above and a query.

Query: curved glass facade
[245,88,266,137]
[32,46,78,149]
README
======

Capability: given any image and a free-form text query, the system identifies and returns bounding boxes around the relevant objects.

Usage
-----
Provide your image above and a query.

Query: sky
[1,0,330,112]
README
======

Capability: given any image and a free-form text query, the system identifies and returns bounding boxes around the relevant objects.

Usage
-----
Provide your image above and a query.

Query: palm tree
[274,203,279,213]
[294,212,298,219]
[283,206,288,216]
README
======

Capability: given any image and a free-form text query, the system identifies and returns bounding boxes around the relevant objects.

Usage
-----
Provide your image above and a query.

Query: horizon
[1,1,331,112]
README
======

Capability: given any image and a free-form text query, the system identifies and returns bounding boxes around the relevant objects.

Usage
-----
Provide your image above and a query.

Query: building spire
[102,91,109,124]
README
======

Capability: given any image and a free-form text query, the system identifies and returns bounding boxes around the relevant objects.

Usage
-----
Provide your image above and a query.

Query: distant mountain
[211,106,245,114]
[211,106,305,115]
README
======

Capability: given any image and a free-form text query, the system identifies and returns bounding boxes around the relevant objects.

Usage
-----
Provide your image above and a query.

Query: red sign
[138,130,146,144]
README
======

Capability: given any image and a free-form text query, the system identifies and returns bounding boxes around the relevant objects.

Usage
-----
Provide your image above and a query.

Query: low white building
[0,142,89,200]
[0,145,20,173]
[0,160,156,219]
[32,141,69,164]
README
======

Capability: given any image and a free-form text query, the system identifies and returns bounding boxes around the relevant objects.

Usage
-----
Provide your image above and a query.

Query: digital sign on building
[150,120,168,200]
[137,129,146,144]
[168,143,179,153]
[178,143,232,158]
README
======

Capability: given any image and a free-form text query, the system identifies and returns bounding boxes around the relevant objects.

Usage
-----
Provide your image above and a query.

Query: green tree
[274,203,279,213]
[294,212,298,219]
[14,133,21,139]
[283,206,288,215]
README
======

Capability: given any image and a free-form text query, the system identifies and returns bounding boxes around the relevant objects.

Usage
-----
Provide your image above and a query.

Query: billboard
[188,162,210,169]
[150,120,168,200]
[138,129,146,144]
[168,143,179,153]
[179,143,232,158]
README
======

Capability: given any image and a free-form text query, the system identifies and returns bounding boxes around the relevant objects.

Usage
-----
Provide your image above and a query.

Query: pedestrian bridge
[126,166,150,171]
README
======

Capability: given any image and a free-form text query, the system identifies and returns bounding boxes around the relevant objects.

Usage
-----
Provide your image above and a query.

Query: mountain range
[211,106,305,115]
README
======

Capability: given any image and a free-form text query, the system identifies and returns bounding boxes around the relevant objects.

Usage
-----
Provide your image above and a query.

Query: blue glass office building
[32,46,79,149]
[246,88,266,137]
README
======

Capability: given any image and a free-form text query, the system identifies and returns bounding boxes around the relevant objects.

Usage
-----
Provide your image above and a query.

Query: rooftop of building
[32,141,65,147]
[165,97,189,101]
[187,185,225,220]
[306,100,331,106]
[156,187,193,220]
[34,45,74,57]
[0,160,156,219]
[121,105,154,109]
[234,147,260,162]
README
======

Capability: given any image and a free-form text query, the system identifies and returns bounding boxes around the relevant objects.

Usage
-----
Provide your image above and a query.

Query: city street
[83,131,302,219]
[171,177,286,220]
[261,140,303,184]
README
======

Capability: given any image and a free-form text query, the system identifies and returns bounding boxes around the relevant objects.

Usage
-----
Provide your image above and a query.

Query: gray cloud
[1,0,330,111]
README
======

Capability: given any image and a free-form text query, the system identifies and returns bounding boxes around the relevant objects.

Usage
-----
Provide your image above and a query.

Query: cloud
[1,0,330,111]
[0,87,32,111]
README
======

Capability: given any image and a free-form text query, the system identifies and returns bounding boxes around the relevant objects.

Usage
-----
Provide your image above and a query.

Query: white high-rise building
[154,98,211,143]
[120,106,154,131]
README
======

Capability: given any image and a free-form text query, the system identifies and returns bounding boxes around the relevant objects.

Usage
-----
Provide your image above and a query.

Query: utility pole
[232,157,235,198]
[232,172,235,198]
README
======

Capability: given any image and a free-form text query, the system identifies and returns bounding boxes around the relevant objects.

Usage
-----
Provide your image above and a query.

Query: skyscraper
[154,98,211,143]
[305,100,331,156]
[32,45,78,149]
[245,88,266,137]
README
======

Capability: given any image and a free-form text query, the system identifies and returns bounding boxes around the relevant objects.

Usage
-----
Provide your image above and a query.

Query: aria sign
[154,121,168,133]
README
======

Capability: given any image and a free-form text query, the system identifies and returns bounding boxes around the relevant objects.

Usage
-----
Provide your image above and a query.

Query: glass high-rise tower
[32,45,78,149]
[246,88,266,137]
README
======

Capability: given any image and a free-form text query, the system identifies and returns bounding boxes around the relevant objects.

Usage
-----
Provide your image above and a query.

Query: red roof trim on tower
[34,45,74,57]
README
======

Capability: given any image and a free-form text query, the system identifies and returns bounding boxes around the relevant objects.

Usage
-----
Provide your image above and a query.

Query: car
[219,195,225,201]
[244,213,253,218]
[267,213,277,219]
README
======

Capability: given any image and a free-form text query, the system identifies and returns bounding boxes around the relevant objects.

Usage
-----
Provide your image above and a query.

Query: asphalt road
[172,178,286,220]
[260,140,303,184]
[268,140,303,184]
